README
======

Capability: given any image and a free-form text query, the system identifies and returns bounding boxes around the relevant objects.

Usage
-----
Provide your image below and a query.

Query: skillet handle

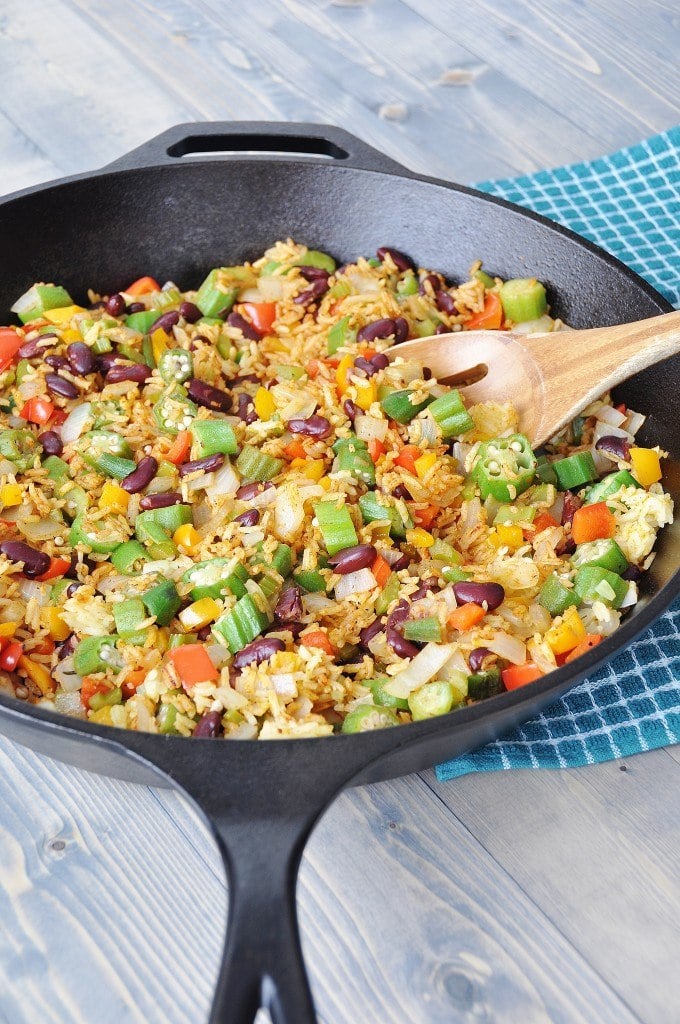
[103,121,410,175]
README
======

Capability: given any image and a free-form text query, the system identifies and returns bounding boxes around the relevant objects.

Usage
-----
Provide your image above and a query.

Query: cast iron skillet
[0,122,678,1024]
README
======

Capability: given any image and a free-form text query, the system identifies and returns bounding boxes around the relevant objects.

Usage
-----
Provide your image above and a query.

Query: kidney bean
[556,535,576,557]
[57,634,78,660]
[139,491,183,511]
[96,353,120,374]
[419,273,444,295]
[179,453,225,478]
[106,293,126,316]
[121,456,158,494]
[268,620,306,639]
[469,647,493,673]
[371,352,389,370]
[357,318,398,344]
[236,481,274,501]
[410,577,439,602]
[179,301,202,323]
[392,484,412,500]
[353,356,378,378]
[232,373,260,385]
[234,509,259,526]
[393,317,409,344]
[66,582,81,598]
[294,278,329,305]
[452,581,505,611]
[106,363,152,384]
[18,338,44,358]
[298,266,330,283]
[595,435,631,461]
[0,540,50,578]
[287,414,331,439]
[359,616,386,648]
[45,355,69,370]
[435,324,449,336]
[46,373,79,399]
[233,637,285,669]
[126,301,146,314]
[236,392,257,424]
[67,342,96,376]
[328,543,377,575]
[390,552,412,571]
[435,290,458,315]
[187,378,232,412]
[274,585,303,622]
[376,246,414,273]
[622,564,642,581]
[153,310,180,334]
[386,601,420,658]
[227,311,261,341]
[343,399,359,423]
[38,430,63,456]
[422,366,433,380]
[193,710,223,739]
[561,491,583,526]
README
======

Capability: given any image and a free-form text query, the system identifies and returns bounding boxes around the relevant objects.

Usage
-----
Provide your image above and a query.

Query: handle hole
[166,133,349,161]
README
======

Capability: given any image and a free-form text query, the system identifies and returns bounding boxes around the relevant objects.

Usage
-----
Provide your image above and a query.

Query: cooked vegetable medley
[0,242,673,738]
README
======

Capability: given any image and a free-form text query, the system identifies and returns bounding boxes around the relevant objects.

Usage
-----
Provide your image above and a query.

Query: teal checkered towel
[436,128,680,781]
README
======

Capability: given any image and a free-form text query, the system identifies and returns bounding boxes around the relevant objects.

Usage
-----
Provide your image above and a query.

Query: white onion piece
[528,603,552,632]
[355,415,388,442]
[623,410,646,436]
[440,649,469,677]
[271,673,298,699]
[549,493,565,523]
[0,458,16,475]
[334,568,376,600]
[487,631,527,665]
[208,459,240,497]
[19,579,50,605]
[274,483,305,542]
[439,587,458,612]
[619,581,639,609]
[510,316,554,335]
[54,692,86,717]
[385,643,456,698]
[249,486,278,509]
[17,518,63,541]
[53,657,82,692]
[7,415,26,428]
[380,547,404,566]
[238,287,264,303]
[230,722,259,740]
[206,644,231,669]
[59,402,92,443]
[595,405,627,427]
[95,573,128,595]
[257,276,285,302]
[591,446,613,474]
[302,592,335,613]
[347,272,381,294]
[192,503,212,528]
[18,379,44,401]
[593,420,631,442]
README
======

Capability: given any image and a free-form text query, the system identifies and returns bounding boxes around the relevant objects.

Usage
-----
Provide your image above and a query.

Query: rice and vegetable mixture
[0,242,673,738]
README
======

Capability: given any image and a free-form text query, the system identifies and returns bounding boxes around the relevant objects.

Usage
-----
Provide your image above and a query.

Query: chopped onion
[623,410,646,436]
[192,503,212,528]
[381,547,405,566]
[238,287,264,303]
[18,518,63,542]
[53,657,82,692]
[271,673,298,699]
[95,573,128,595]
[249,486,278,509]
[355,415,388,442]
[385,642,456,698]
[54,692,86,717]
[510,315,555,335]
[593,420,631,443]
[347,272,381,295]
[439,648,469,677]
[595,405,627,428]
[439,586,458,612]
[0,458,16,476]
[450,442,472,469]
[19,579,50,605]
[18,379,44,401]
[528,603,552,632]
[230,722,259,740]
[257,275,285,302]
[487,630,527,665]
[334,568,377,600]
[591,445,613,474]
[619,581,638,609]
[549,493,565,522]
[59,402,92,443]
[206,644,231,669]
[302,592,335,613]
[208,459,240,497]
[274,483,305,542]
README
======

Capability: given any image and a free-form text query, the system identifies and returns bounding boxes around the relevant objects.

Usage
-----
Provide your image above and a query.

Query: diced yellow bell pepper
[406,527,435,548]
[40,606,70,642]
[89,706,114,726]
[495,524,524,550]
[301,459,325,481]
[0,483,22,508]
[151,327,169,363]
[630,447,662,487]
[335,354,354,395]
[179,597,221,630]
[0,621,18,638]
[266,337,289,353]
[254,386,276,421]
[99,481,129,514]
[18,655,54,695]
[43,305,86,324]
[545,605,586,655]
[354,379,377,411]
[317,475,332,491]
[414,452,437,479]
[60,328,82,344]
[173,523,201,556]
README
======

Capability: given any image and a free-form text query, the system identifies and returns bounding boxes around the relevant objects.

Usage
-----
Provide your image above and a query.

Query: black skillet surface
[0,123,678,1024]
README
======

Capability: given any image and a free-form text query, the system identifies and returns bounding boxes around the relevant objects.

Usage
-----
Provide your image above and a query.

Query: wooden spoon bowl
[390,310,680,445]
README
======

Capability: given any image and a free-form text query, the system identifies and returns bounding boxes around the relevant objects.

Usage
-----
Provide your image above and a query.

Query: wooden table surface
[0,2,678,1022]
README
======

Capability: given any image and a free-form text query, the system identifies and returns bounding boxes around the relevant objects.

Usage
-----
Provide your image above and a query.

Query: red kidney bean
[343,398,358,423]
[393,317,409,344]
[236,392,257,424]
[126,301,146,314]
[435,290,458,315]
[376,247,414,273]
[422,367,433,380]
[57,634,78,660]
[392,484,412,500]
[233,637,285,669]
[179,301,202,323]
[328,543,377,575]
[274,585,303,622]
[153,310,180,333]
[298,266,330,283]
[187,378,232,412]
[46,373,79,399]
[556,535,576,557]
[234,509,259,526]
[353,356,378,378]
[595,435,631,461]
[561,491,583,526]
[419,273,444,295]
[106,293,126,316]
[410,577,439,602]
[359,616,386,647]
[139,491,183,510]
[193,710,223,738]
[390,552,411,571]
[357,318,398,344]
[96,353,120,374]
[45,355,69,370]
[371,352,389,370]
[469,647,493,673]
[66,581,81,598]
[452,581,505,611]
[294,278,329,305]
[227,311,261,341]
[622,564,642,581]
[121,456,158,493]
[67,342,95,376]
[18,337,47,358]
[287,415,331,438]
[38,430,63,456]
[435,324,449,336]
[179,453,225,477]
[106,363,152,384]
[236,481,274,501]
[0,540,51,578]
[268,620,306,639]
[386,601,420,658]
[232,373,260,385]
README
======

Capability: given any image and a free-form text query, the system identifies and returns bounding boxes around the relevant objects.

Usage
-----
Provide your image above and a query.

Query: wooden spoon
[389,310,680,445]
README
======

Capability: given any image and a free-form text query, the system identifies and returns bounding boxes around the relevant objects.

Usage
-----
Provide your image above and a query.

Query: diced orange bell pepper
[571,502,616,544]
[20,396,55,425]
[299,630,336,656]
[464,292,503,331]
[122,668,147,700]
[371,554,392,588]
[532,511,559,534]
[241,302,277,336]
[165,430,192,465]
[36,557,72,582]
[447,603,486,632]
[367,438,386,463]
[565,634,603,663]
[125,276,160,296]
[414,504,439,528]
[284,439,307,461]
[394,445,419,474]
[168,644,219,690]
[502,662,543,689]
[0,327,25,372]
[81,676,113,709]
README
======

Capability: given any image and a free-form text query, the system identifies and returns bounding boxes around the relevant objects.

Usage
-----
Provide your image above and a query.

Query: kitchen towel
[437,127,679,781]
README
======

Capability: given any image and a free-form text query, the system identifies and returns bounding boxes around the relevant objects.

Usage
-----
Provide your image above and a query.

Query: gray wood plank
[426,749,680,1024]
